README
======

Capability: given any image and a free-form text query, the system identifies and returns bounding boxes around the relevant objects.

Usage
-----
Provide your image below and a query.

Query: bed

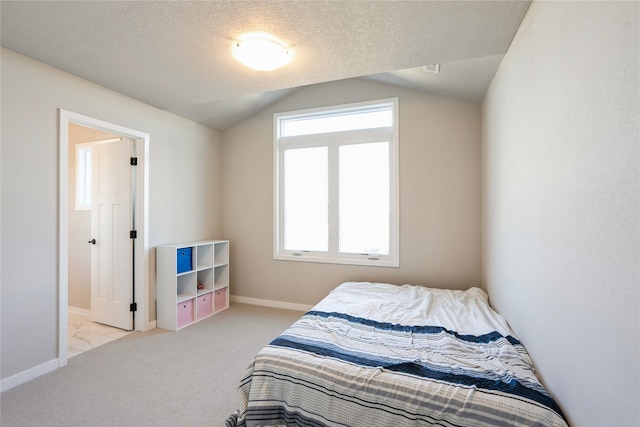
[226,282,568,427]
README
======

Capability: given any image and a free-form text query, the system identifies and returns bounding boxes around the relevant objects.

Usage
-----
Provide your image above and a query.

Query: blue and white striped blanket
[227,282,568,427]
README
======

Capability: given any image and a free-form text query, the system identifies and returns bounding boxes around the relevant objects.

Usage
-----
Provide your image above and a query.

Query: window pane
[339,142,390,255]
[76,145,92,210]
[282,108,392,137]
[284,147,328,251]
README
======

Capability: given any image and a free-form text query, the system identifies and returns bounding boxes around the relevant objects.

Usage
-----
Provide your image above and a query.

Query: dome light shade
[233,34,291,71]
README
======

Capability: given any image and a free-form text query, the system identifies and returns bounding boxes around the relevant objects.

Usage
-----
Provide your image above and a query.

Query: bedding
[226,282,568,427]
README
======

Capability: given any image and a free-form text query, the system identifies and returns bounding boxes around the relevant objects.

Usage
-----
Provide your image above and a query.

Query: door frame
[58,109,150,368]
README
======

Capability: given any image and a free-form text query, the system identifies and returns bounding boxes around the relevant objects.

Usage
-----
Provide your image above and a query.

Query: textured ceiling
[0,1,531,130]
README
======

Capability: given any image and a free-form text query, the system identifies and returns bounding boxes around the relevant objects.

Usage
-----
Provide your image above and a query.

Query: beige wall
[482,1,639,425]
[222,78,481,306]
[1,48,223,380]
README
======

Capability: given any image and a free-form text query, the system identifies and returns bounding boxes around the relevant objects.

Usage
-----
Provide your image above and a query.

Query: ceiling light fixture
[233,33,292,71]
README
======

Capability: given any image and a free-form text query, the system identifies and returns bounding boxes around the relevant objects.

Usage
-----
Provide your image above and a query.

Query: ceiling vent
[423,64,440,74]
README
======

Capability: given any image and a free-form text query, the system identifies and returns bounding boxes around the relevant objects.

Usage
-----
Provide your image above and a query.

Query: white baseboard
[0,300,302,392]
[0,358,59,392]
[230,295,313,312]
[68,306,91,316]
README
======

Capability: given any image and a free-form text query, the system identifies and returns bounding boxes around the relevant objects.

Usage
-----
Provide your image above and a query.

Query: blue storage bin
[176,247,192,273]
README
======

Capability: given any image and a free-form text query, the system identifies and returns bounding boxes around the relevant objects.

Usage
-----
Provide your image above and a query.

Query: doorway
[58,110,150,368]
[68,125,132,356]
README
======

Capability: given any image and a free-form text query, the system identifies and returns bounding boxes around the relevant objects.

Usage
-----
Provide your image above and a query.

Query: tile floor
[68,312,132,358]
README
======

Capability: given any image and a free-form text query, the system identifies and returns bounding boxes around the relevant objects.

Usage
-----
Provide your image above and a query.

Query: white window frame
[273,98,399,267]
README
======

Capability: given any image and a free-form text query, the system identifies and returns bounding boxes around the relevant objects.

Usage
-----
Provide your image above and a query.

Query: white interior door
[90,138,133,330]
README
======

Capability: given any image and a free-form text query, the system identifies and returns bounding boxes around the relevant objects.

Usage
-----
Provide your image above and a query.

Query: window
[75,143,92,210]
[274,98,399,267]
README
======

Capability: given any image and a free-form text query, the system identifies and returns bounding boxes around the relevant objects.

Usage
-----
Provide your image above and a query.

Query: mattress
[226,282,568,427]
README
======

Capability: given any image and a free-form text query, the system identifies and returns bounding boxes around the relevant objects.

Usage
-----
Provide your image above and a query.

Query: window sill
[273,253,399,268]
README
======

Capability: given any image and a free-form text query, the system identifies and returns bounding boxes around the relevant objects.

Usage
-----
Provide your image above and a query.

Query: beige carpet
[0,303,304,427]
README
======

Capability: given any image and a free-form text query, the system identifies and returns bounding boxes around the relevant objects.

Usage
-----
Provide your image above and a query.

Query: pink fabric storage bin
[214,288,227,312]
[197,293,213,319]
[177,299,194,328]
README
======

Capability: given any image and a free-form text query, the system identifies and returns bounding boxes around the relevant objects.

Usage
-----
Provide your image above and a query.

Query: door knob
[88,239,96,245]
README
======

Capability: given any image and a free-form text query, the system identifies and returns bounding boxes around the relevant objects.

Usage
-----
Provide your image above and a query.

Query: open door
[90,137,134,330]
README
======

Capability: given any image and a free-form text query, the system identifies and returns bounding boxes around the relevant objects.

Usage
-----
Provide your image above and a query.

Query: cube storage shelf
[157,240,229,331]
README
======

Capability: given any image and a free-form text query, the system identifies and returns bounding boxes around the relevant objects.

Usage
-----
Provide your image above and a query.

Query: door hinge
[130,230,137,239]
[130,302,137,312]
[130,157,138,166]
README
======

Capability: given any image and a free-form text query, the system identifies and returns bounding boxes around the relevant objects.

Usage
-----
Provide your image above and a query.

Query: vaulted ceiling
[0,1,531,130]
